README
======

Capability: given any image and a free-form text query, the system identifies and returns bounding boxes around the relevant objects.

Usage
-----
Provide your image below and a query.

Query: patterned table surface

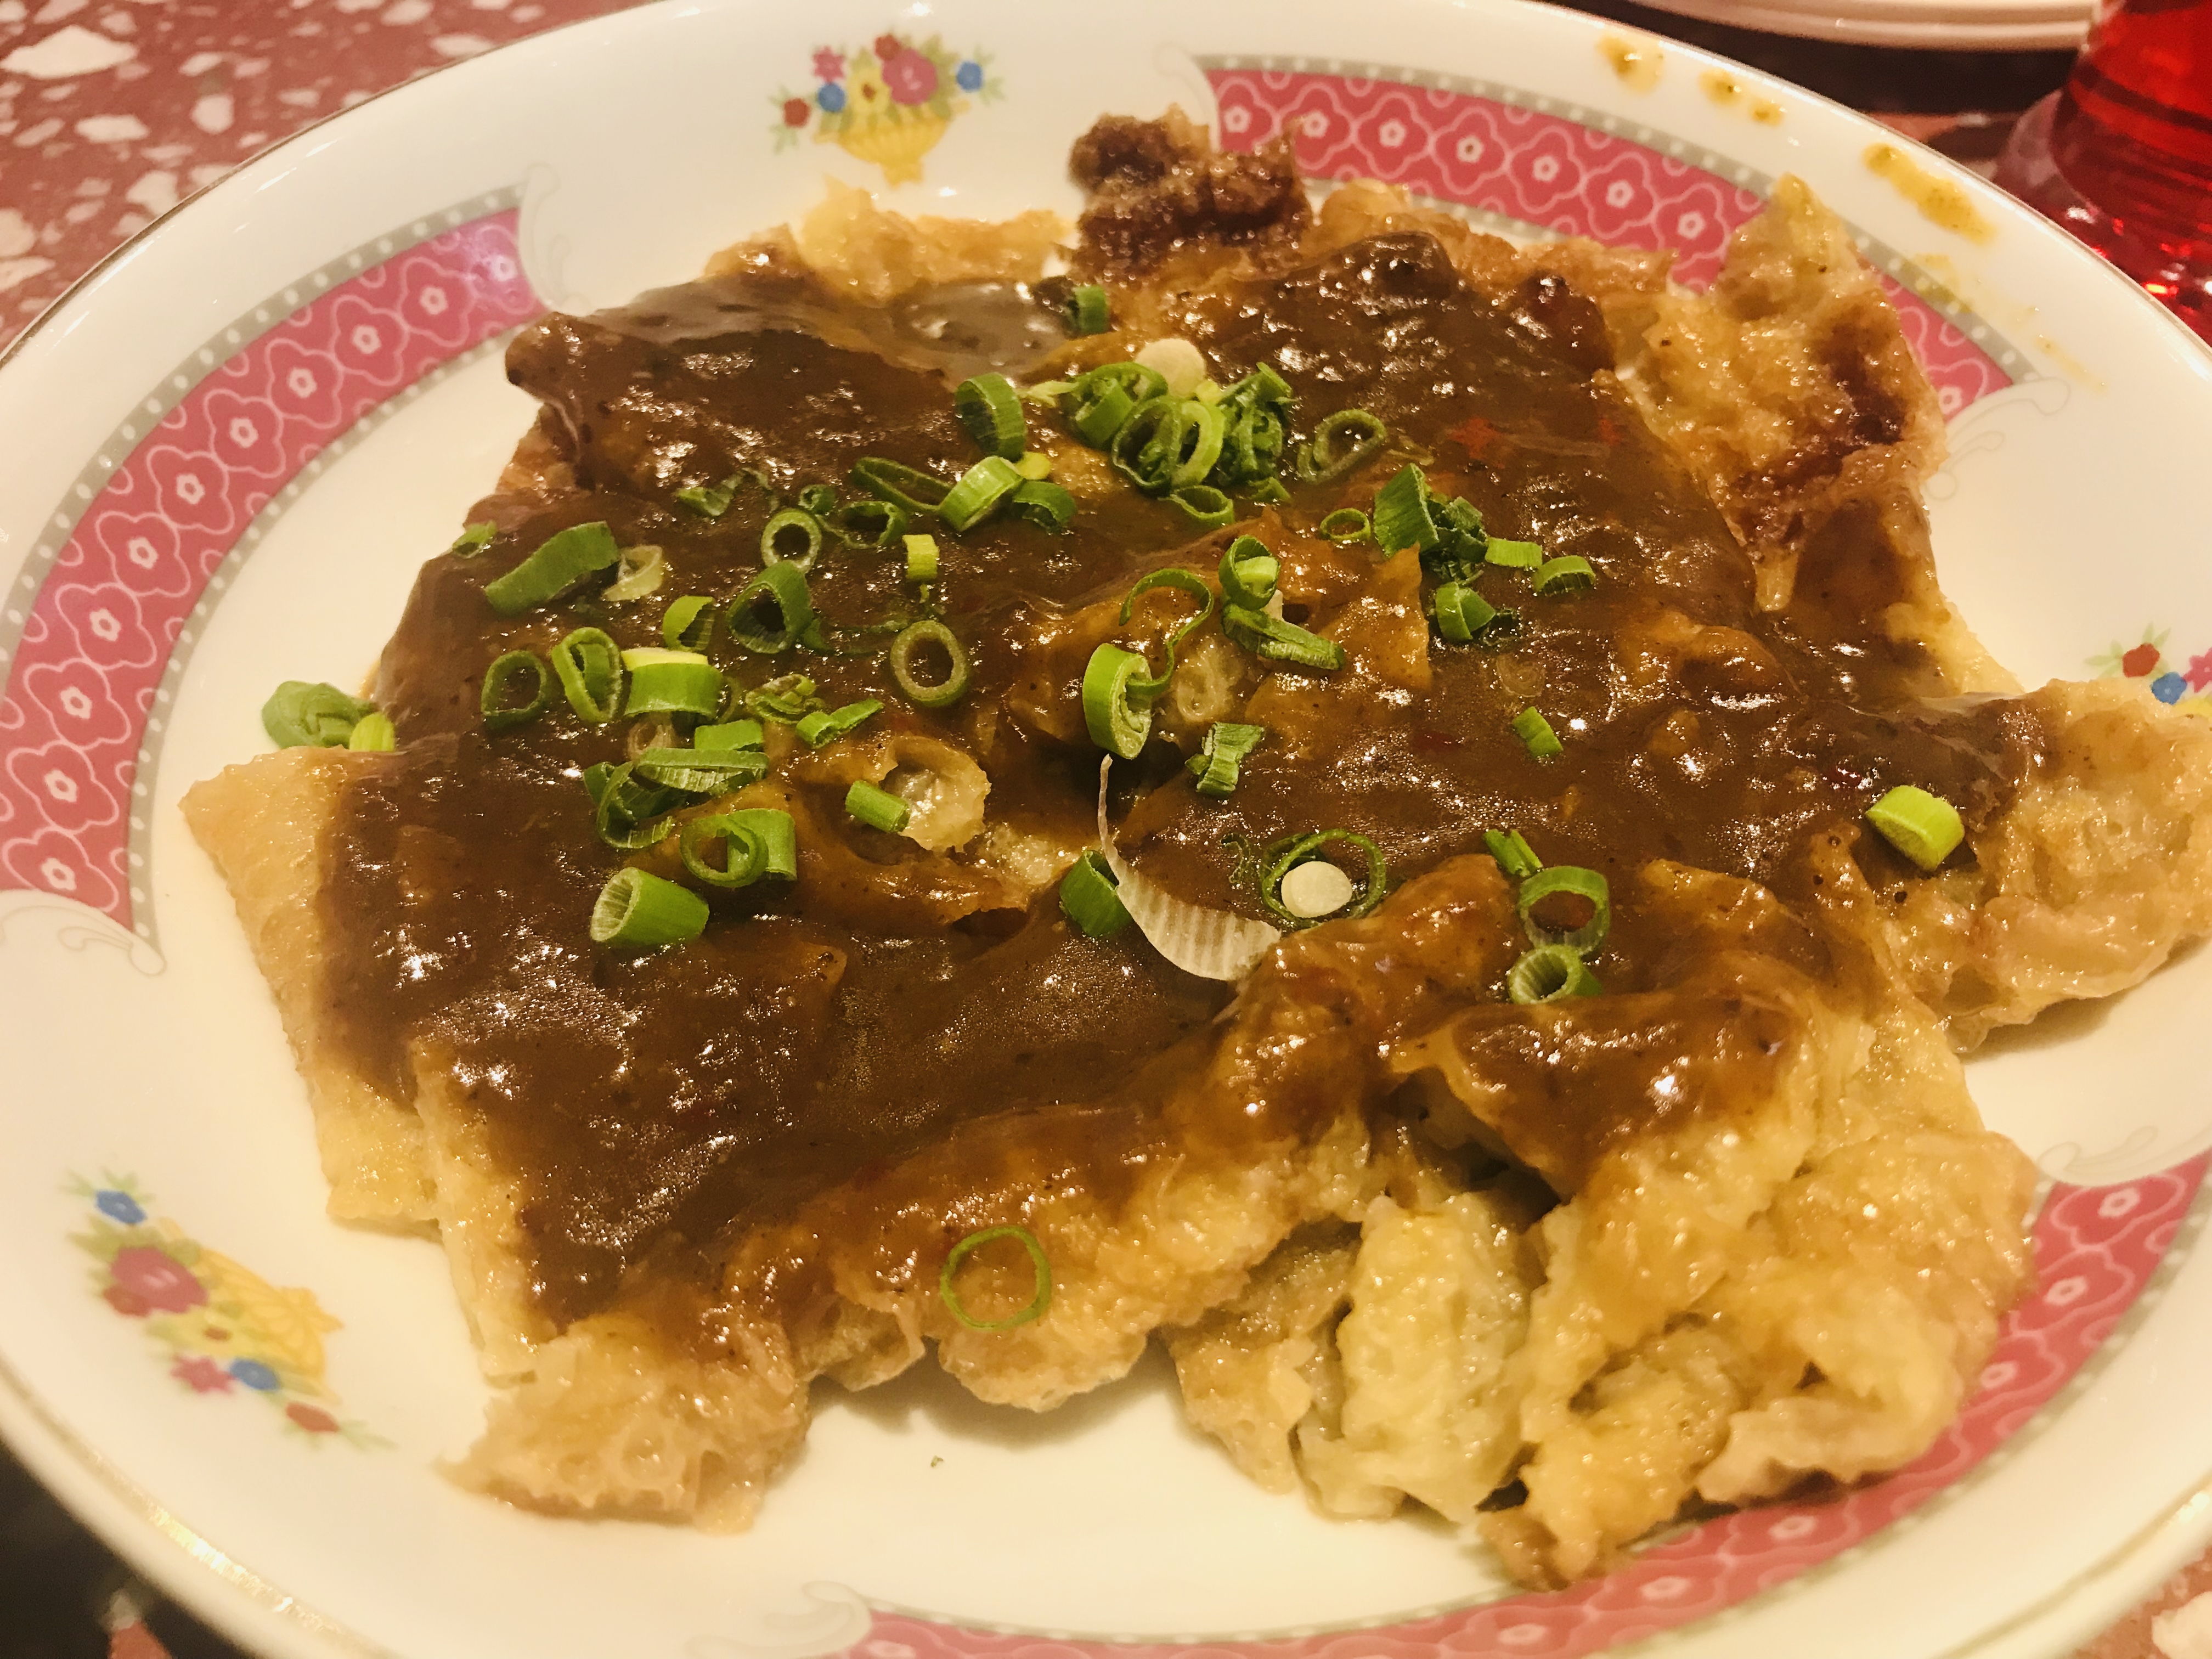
[0,3,2192,1658]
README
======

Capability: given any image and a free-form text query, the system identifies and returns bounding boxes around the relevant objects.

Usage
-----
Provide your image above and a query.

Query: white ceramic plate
[1628,0,2090,52]
[3,3,2209,1657]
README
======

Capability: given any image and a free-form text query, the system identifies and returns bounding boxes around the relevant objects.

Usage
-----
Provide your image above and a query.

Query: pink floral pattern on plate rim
[0,63,2184,1659]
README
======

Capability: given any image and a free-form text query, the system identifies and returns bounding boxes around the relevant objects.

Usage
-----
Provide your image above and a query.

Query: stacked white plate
[1634,0,2091,49]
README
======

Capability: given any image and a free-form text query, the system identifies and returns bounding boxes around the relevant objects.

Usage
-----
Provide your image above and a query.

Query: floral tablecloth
[0,3,2190,1658]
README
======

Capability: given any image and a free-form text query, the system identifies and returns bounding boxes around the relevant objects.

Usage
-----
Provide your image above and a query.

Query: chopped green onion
[551,627,624,722]
[795,698,882,749]
[1432,582,1498,645]
[662,594,715,651]
[1866,785,1965,871]
[954,373,1027,460]
[845,778,911,834]
[1259,831,1387,929]
[1296,409,1389,484]
[679,808,798,888]
[939,1224,1052,1331]
[1517,865,1610,953]
[1508,944,1603,1004]
[602,544,666,602]
[693,718,764,751]
[675,472,753,519]
[760,507,825,572]
[589,867,708,949]
[851,456,952,516]
[1217,536,1278,610]
[1006,479,1076,532]
[581,761,618,806]
[449,521,496,556]
[1247,477,1292,505]
[1222,606,1345,670]
[889,619,972,709]
[1120,568,1217,695]
[1483,828,1543,882]
[591,761,678,850]
[826,497,907,550]
[1534,555,1596,595]
[1373,465,1441,554]
[1169,485,1234,528]
[262,680,375,748]
[1059,848,1131,937]
[1186,721,1265,799]
[1485,536,1544,571]
[1318,508,1372,543]
[728,806,799,878]
[623,650,726,718]
[1014,451,1054,481]
[1061,362,1166,448]
[746,673,821,723]
[941,456,1023,533]
[479,651,551,733]
[1082,642,1155,759]
[1511,706,1564,759]
[482,521,621,616]
[1063,285,1111,336]
[1110,397,1224,495]
[725,560,815,656]
[797,483,838,516]
[632,746,770,795]
[904,533,940,583]
[346,711,396,752]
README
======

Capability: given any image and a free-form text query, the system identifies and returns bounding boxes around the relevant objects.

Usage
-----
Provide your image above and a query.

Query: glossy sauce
[322,232,2044,1333]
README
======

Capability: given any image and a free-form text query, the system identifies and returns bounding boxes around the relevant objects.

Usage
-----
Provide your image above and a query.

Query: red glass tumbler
[1995,0,2212,345]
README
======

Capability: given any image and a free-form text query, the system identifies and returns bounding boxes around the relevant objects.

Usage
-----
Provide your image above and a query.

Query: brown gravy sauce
[323,233,2042,1332]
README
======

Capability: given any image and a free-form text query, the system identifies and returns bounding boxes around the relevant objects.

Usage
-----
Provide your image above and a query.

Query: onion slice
[1094,758,1280,981]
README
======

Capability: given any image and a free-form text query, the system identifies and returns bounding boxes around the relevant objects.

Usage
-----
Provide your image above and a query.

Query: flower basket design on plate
[772,32,1001,185]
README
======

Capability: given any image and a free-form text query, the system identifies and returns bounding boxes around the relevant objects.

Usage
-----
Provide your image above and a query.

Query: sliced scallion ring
[954,373,1027,460]
[1062,362,1166,448]
[795,698,883,749]
[1063,285,1110,336]
[939,1225,1052,1331]
[1059,849,1131,938]
[760,508,825,572]
[693,718,764,752]
[725,560,815,656]
[345,711,396,752]
[1866,785,1965,871]
[261,680,375,748]
[1485,536,1544,571]
[479,651,551,733]
[1217,535,1279,610]
[589,867,708,948]
[845,779,911,834]
[591,761,678,850]
[1432,582,1498,645]
[1373,465,1441,554]
[797,483,838,516]
[674,472,754,519]
[448,521,496,556]
[889,619,972,709]
[620,648,726,718]
[1120,568,1217,696]
[1533,555,1597,595]
[744,673,820,724]
[1168,485,1234,528]
[1297,408,1388,484]
[482,521,622,616]
[662,594,715,652]
[1247,477,1292,505]
[1014,451,1053,481]
[1259,830,1387,929]
[631,746,770,795]
[601,544,665,601]
[1511,706,1564,759]
[903,534,939,583]
[1222,605,1344,670]
[851,456,952,516]
[826,496,907,550]
[1185,721,1265,799]
[1081,642,1155,759]
[1508,944,1604,1004]
[1517,865,1610,953]
[941,456,1023,532]
[1483,828,1543,882]
[1006,479,1076,532]
[1318,507,1372,543]
[679,812,769,889]
[551,627,624,722]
